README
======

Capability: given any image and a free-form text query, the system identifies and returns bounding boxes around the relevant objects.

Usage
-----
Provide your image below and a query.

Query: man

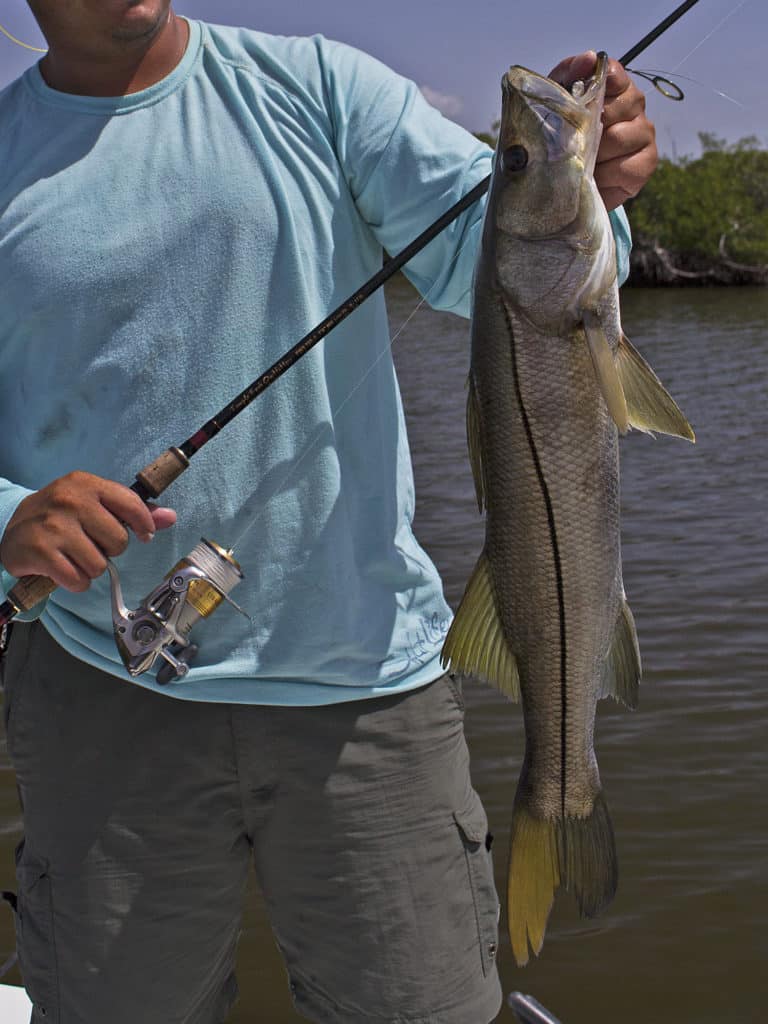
[0,3,657,1021]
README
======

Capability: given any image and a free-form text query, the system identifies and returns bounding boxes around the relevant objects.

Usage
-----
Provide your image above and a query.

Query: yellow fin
[583,311,629,433]
[616,334,695,442]
[599,598,642,710]
[507,793,618,967]
[507,804,560,966]
[440,552,520,701]
[466,374,485,513]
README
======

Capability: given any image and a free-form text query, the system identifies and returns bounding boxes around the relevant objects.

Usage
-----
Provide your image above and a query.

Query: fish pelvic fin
[507,792,618,967]
[583,311,630,433]
[616,333,695,442]
[466,373,485,513]
[440,552,520,701]
[599,598,642,710]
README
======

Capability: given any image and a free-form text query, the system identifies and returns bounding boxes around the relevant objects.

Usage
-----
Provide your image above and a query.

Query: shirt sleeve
[609,206,632,287]
[316,37,490,317]
[316,38,632,316]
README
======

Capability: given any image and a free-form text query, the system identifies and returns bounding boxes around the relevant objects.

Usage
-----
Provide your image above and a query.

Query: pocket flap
[453,791,488,845]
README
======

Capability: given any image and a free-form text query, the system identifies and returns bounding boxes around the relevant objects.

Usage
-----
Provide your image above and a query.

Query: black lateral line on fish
[503,299,569,822]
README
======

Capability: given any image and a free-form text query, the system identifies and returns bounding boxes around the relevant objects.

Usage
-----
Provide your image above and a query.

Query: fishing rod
[0,0,705,662]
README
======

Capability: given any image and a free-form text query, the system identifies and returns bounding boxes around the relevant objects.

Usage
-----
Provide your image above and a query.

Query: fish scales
[442,53,694,966]
[476,296,621,817]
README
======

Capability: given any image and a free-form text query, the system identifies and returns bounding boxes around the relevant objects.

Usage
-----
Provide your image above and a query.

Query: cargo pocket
[14,842,59,1022]
[444,673,465,714]
[454,792,499,977]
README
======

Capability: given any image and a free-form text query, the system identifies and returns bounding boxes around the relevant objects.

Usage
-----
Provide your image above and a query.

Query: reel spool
[107,538,246,684]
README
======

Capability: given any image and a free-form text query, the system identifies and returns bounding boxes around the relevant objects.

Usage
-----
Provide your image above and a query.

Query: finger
[599,186,631,213]
[81,504,131,558]
[64,533,110,580]
[46,551,94,593]
[548,50,597,89]
[595,149,655,205]
[602,82,646,129]
[598,116,656,165]
[604,58,632,98]
[96,481,160,541]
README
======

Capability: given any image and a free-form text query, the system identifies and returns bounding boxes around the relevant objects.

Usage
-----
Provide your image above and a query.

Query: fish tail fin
[507,790,618,966]
[560,791,618,919]
[440,551,520,701]
[507,796,561,967]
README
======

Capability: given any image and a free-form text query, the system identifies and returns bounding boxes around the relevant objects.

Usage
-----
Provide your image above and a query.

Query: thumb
[548,50,597,89]
[147,504,177,533]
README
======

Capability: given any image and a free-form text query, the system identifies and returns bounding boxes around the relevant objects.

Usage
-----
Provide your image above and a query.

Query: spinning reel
[106,538,247,685]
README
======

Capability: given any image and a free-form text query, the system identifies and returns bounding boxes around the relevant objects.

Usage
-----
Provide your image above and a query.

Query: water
[1,282,766,1022]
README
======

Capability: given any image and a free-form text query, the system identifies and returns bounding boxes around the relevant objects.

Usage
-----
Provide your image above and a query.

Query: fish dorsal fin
[582,311,629,433]
[599,598,641,710]
[466,374,485,513]
[616,334,696,442]
[440,552,520,702]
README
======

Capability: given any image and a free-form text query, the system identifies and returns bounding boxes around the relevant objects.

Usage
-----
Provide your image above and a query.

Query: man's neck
[38,12,189,97]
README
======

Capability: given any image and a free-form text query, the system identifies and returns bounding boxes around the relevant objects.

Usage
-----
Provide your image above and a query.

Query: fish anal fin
[600,598,642,710]
[616,334,695,442]
[440,552,520,701]
[466,374,485,513]
[582,310,629,433]
[507,792,618,967]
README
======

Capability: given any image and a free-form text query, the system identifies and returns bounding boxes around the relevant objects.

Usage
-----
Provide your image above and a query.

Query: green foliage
[627,135,768,265]
[474,120,499,150]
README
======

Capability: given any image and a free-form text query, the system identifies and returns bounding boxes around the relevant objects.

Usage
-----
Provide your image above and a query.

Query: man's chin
[107,2,171,44]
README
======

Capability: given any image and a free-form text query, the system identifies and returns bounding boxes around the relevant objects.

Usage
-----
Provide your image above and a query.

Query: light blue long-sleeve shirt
[0,20,631,703]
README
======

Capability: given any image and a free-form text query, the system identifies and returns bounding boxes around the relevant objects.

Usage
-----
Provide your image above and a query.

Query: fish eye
[502,145,529,173]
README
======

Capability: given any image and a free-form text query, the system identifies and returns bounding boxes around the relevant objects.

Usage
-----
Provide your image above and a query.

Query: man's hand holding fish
[551,51,659,209]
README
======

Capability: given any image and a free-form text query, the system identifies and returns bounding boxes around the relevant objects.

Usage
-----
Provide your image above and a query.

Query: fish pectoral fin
[507,792,618,967]
[466,373,485,513]
[440,552,520,701]
[582,310,630,433]
[616,333,695,442]
[600,598,641,710]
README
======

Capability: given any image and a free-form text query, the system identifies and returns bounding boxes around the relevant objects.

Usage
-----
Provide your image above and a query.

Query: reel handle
[1,447,191,620]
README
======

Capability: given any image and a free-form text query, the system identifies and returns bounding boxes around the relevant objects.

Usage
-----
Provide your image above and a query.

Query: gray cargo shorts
[1,621,502,1024]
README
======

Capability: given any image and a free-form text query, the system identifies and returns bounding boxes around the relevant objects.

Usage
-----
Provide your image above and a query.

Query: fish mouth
[502,51,609,123]
[498,52,608,175]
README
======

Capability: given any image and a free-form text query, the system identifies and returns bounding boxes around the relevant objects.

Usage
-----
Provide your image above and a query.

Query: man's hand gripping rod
[0,0,702,633]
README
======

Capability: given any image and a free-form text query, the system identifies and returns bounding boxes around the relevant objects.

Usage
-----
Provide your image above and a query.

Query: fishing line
[633,67,747,107]
[228,229,476,549]
[671,0,751,71]
[0,19,46,53]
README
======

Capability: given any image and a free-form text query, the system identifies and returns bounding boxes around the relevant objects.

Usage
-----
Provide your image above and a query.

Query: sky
[0,0,761,158]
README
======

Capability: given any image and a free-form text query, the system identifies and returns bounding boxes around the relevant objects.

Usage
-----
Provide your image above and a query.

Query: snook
[441,54,694,966]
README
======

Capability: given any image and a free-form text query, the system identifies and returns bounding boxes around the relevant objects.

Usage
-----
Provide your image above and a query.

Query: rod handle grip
[2,447,191,622]
[6,573,58,614]
[134,447,190,499]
